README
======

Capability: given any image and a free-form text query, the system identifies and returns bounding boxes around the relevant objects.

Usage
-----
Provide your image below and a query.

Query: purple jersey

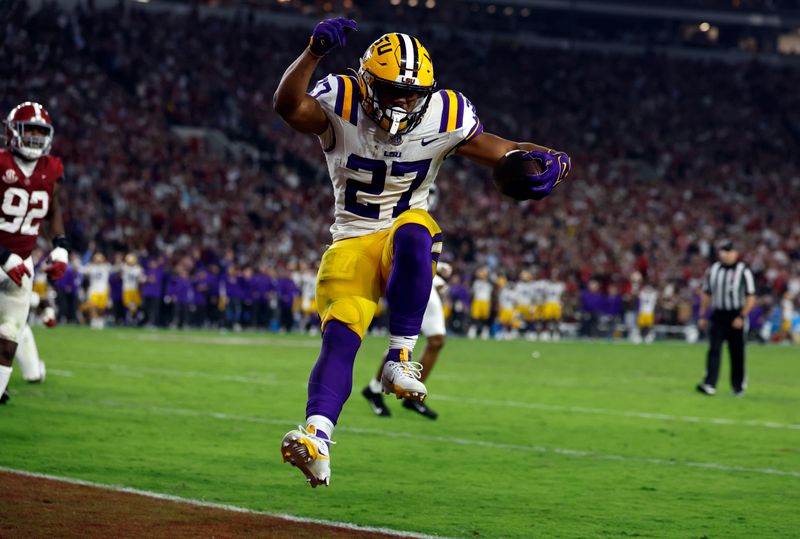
[253,273,275,301]
[55,265,81,293]
[449,283,470,309]
[276,277,298,306]
[223,274,244,300]
[580,290,603,314]
[603,293,624,317]
[142,263,164,299]
[109,271,123,302]
[174,276,194,305]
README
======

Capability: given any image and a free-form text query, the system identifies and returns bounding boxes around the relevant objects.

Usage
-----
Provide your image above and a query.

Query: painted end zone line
[0,467,449,539]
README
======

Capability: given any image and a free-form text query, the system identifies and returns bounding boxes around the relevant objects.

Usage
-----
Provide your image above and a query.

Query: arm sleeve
[702,267,711,294]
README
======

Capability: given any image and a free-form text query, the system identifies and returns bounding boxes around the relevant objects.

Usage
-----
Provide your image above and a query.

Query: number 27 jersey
[311,74,482,242]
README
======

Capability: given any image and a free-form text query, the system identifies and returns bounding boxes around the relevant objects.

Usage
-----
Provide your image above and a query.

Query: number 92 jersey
[0,149,63,259]
[310,74,482,242]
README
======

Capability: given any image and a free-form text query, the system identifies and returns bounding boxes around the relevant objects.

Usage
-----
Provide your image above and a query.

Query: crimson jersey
[0,149,63,259]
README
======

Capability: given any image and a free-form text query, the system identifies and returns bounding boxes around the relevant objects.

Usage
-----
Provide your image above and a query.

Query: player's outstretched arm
[273,18,357,135]
[456,132,571,200]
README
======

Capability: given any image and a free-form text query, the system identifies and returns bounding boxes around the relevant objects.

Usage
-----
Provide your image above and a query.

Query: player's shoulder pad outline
[311,73,359,127]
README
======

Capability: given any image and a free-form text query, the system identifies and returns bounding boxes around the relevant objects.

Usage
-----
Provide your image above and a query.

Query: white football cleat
[280,425,334,488]
[381,357,427,402]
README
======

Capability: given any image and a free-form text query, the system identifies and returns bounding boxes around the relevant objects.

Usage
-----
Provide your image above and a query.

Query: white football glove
[45,246,69,280]
[2,252,30,287]
[436,261,453,280]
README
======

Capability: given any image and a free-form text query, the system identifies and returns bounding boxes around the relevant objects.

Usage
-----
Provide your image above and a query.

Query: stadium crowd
[2,2,799,341]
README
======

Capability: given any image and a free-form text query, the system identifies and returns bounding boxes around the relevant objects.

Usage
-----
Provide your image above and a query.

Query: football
[492,150,544,200]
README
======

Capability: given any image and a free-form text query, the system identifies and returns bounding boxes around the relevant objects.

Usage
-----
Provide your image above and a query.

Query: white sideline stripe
[47,369,73,377]
[56,361,800,432]
[432,395,800,432]
[116,333,320,348]
[64,361,282,386]
[0,467,445,539]
[37,396,800,479]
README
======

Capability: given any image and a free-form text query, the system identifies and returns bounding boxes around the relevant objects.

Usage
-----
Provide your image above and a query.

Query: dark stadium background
[2,0,799,341]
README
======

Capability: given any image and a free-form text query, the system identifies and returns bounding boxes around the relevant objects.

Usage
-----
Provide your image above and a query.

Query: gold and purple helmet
[356,33,436,136]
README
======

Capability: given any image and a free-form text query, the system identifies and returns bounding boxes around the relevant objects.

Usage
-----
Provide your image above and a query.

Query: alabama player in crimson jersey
[0,102,69,405]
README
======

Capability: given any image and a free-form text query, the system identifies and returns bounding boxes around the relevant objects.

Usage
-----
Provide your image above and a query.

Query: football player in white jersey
[637,283,659,344]
[496,275,519,340]
[82,253,111,330]
[298,262,319,335]
[363,261,451,419]
[274,18,570,487]
[541,274,566,341]
[468,267,493,339]
[120,253,145,324]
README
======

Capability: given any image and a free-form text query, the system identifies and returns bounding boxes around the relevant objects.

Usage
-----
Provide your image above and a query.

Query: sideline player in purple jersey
[274,19,570,486]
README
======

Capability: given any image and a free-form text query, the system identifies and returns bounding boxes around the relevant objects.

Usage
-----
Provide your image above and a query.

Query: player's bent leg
[381,212,441,402]
[0,338,17,405]
[305,320,362,424]
[363,349,391,417]
[419,334,444,383]
[283,240,381,487]
[16,324,45,383]
[282,320,360,488]
[1,266,32,403]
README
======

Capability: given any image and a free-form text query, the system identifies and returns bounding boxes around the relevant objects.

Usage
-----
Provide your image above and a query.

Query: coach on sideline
[696,240,756,397]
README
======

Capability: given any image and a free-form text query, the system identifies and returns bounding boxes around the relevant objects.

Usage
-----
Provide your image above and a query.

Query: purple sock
[305,320,361,425]
[385,224,434,341]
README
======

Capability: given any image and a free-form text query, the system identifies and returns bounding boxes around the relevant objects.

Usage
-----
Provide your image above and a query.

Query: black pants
[704,310,746,391]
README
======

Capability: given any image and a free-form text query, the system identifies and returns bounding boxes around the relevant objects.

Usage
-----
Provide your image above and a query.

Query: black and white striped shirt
[702,262,756,312]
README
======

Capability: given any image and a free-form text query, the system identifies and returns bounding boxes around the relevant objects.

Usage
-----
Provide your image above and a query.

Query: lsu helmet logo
[3,169,18,185]
[356,33,436,136]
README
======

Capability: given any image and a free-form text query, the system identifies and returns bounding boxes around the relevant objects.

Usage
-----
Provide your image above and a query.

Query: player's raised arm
[273,18,357,135]
[456,131,571,201]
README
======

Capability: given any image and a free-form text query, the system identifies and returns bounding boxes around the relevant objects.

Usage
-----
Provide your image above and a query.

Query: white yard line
[432,395,800,431]
[46,369,73,377]
[52,362,800,431]
[63,361,282,386]
[34,396,800,479]
[0,466,446,539]
[116,333,320,348]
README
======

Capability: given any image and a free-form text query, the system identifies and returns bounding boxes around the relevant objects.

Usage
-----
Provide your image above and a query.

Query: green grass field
[2,327,799,538]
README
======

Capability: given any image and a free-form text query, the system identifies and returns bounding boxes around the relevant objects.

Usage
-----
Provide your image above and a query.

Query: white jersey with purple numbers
[301,270,316,310]
[533,280,548,307]
[639,287,658,315]
[310,74,482,241]
[472,279,492,302]
[122,264,143,293]
[85,263,111,295]
[544,280,565,305]
[499,284,516,311]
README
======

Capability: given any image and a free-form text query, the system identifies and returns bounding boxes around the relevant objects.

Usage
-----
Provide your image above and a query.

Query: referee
[696,240,756,397]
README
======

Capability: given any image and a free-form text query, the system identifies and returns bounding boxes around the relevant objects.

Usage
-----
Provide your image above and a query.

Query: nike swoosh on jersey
[420,137,440,146]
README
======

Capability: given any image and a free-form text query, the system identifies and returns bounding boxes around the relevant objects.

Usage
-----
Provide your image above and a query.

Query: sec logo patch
[3,168,18,185]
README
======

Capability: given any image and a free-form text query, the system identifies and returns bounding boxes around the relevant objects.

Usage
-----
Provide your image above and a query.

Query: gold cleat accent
[280,428,332,488]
